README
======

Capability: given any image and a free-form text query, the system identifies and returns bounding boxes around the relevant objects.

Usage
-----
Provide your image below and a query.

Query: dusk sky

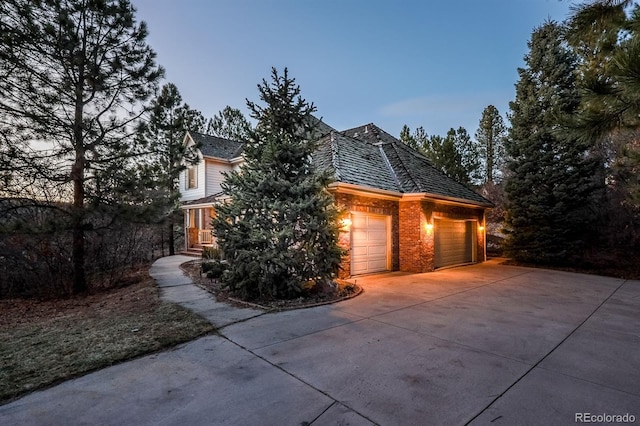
[132,0,574,139]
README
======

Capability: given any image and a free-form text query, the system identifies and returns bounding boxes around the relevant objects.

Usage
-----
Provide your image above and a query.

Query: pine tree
[422,127,478,186]
[205,106,252,141]
[143,83,205,255]
[399,125,427,153]
[475,105,506,184]
[212,68,343,300]
[0,0,163,293]
[452,126,481,186]
[505,21,600,265]
[567,1,640,247]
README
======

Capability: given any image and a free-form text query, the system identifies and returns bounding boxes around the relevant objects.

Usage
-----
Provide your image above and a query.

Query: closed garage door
[434,219,476,268]
[351,213,389,275]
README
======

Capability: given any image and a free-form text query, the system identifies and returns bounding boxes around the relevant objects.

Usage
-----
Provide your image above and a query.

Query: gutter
[329,182,493,208]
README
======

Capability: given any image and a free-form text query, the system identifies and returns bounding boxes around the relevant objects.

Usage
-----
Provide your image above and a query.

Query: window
[187,165,197,189]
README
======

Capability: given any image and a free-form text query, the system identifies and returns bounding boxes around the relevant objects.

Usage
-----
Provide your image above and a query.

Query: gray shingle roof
[189,132,244,160]
[317,123,492,206]
[181,192,225,206]
[307,116,336,137]
[192,121,492,207]
[315,132,402,192]
[383,142,491,205]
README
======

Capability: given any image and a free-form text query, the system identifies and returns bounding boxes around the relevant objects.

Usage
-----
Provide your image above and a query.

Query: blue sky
[132,0,574,139]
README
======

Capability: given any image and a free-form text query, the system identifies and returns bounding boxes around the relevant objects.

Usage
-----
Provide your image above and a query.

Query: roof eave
[201,154,244,164]
[402,192,493,208]
[328,182,403,200]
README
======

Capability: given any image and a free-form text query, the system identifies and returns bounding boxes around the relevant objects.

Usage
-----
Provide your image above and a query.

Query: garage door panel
[352,246,369,256]
[351,213,389,275]
[367,245,387,256]
[352,261,369,275]
[352,215,368,228]
[367,219,387,230]
[352,230,368,244]
[367,231,387,242]
[434,219,476,269]
[367,259,387,269]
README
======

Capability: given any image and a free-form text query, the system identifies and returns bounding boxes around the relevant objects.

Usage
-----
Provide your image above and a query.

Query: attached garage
[351,213,390,275]
[434,218,477,269]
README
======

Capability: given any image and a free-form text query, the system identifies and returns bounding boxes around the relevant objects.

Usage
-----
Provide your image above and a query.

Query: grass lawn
[0,270,214,404]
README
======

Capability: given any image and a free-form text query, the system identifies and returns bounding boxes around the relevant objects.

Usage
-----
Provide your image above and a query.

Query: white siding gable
[179,135,205,202]
[179,158,206,201]
[205,159,233,195]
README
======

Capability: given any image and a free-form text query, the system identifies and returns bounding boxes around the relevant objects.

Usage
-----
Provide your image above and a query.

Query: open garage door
[434,219,476,269]
[351,213,390,275]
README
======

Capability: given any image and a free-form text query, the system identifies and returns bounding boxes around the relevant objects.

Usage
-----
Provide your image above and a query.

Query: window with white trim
[186,165,197,189]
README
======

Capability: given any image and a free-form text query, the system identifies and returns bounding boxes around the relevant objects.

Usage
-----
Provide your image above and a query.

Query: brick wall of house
[333,192,400,278]
[398,200,434,273]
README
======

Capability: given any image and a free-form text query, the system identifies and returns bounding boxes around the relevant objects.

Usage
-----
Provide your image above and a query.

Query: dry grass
[0,271,214,404]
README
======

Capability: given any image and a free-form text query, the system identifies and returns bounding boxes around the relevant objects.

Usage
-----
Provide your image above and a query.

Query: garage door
[351,213,389,275]
[434,219,476,268]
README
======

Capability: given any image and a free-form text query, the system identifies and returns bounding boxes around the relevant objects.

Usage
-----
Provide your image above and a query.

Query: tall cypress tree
[212,68,343,300]
[505,21,600,265]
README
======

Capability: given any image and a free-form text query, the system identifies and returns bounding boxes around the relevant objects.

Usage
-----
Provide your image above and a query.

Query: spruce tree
[505,21,600,265]
[212,68,343,300]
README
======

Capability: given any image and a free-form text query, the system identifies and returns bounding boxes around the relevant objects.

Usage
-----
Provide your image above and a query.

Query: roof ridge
[390,142,423,192]
[330,131,342,180]
[189,131,243,145]
[377,144,402,190]
[393,138,431,162]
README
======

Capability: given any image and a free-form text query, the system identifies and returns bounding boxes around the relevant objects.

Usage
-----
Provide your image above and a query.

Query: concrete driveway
[2,260,639,425]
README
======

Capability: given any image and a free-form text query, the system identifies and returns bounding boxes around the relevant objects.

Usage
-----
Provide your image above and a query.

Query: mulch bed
[180,260,363,311]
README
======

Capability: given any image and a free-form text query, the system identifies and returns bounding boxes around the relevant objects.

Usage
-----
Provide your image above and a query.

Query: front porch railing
[198,229,214,245]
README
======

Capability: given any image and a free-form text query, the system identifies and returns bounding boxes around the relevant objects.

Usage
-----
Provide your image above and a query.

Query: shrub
[202,246,222,260]
[201,260,225,279]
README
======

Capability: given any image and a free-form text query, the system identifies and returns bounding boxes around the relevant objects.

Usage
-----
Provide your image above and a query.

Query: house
[179,121,493,278]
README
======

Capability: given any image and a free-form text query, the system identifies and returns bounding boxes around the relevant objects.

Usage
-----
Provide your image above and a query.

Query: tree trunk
[71,153,87,294]
[72,50,87,294]
[168,218,175,256]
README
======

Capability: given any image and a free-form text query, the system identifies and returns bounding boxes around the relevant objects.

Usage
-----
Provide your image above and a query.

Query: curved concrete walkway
[149,255,263,328]
[1,257,639,425]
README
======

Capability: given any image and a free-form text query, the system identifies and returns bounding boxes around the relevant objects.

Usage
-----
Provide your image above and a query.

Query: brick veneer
[399,200,433,272]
